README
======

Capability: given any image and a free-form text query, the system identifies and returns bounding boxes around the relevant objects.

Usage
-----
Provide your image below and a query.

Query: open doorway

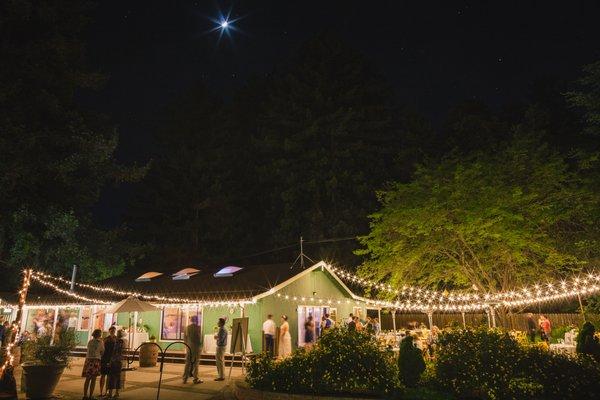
[297,305,337,347]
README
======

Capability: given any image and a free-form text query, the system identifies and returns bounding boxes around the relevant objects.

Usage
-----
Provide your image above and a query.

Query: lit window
[135,272,163,282]
[172,267,200,280]
[213,266,243,277]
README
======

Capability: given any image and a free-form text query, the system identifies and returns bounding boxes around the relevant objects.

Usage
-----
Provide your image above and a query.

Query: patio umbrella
[107,296,157,349]
[107,296,157,314]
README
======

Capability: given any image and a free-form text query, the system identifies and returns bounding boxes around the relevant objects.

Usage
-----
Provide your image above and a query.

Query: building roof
[20,261,360,306]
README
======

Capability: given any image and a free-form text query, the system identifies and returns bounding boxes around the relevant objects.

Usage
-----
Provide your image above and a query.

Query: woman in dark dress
[99,326,116,397]
[304,315,315,348]
[107,330,126,399]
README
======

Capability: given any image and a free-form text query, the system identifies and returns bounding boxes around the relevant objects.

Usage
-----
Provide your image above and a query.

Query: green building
[13,261,381,355]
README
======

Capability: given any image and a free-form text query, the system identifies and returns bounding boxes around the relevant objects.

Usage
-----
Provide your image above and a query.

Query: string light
[30,272,255,307]
[326,263,600,310]
[23,267,600,317]
[31,271,255,306]
[1,269,31,377]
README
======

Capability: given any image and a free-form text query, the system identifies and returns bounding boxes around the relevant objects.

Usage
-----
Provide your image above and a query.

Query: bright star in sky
[205,6,246,46]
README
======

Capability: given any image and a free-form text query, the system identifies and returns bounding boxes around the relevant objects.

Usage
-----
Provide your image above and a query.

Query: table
[203,333,253,354]
[550,343,576,355]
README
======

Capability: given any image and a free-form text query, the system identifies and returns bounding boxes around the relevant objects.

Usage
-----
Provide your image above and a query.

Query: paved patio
[15,357,243,400]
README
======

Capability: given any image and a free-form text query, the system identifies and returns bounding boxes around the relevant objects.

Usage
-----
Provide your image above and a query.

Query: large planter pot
[22,362,65,399]
[139,342,159,367]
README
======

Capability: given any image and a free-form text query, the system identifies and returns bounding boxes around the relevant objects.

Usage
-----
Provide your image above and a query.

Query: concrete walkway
[15,357,242,400]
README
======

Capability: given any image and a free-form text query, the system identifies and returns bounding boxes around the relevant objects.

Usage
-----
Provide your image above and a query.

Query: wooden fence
[380,312,588,331]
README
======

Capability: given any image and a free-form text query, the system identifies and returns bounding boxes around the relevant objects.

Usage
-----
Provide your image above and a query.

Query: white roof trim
[251,260,361,302]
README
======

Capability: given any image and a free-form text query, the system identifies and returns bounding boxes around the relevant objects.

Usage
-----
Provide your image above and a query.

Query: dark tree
[253,34,399,251]
[0,0,143,286]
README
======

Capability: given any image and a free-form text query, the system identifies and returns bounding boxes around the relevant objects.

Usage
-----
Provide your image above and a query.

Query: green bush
[576,321,600,360]
[398,336,426,387]
[246,327,401,397]
[506,378,543,400]
[435,327,522,399]
[519,346,600,399]
[22,329,77,367]
[549,324,574,344]
[435,327,600,400]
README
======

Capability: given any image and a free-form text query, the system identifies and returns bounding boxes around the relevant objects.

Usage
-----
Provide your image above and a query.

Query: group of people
[347,313,381,335]
[526,313,552,343]
[182,316,228,384]
[82,326,127,399]
[262,314,292,357]
[260,312,382,359]
[0,317,12,347]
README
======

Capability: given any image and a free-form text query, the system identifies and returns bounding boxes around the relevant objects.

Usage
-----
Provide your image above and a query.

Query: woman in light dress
[279,315,292,358]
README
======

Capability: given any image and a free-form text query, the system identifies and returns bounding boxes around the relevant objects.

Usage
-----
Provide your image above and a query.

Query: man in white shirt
[262,314,276,357]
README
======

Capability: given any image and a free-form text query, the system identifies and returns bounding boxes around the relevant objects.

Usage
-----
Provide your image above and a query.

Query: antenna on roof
[291,236,315,270]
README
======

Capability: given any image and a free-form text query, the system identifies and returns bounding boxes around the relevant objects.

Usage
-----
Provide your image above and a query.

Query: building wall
[20,266,366,353]
[258,268,364,350]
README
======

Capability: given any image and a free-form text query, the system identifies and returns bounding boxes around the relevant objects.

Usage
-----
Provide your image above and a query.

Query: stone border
[233,380,379,400]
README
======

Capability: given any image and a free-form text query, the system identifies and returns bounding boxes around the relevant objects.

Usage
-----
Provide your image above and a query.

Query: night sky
[84,0,600,226]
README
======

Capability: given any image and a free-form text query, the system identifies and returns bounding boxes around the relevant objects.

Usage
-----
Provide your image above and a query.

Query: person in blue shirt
[214,318,227,381]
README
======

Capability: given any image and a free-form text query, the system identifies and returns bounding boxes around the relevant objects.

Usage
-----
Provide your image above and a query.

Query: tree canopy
[357,130,600,294]
[0,0,144,287]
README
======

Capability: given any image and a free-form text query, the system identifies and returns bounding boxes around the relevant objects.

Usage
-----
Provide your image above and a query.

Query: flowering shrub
[435,328,522,399]
[246,327,401,396]
[435,327,600,400]
[519,346,600,399]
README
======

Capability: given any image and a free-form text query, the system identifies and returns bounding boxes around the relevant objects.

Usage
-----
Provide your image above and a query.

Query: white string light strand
[1,269,31,376]
[327,264,600,309]
[30,271,255,307]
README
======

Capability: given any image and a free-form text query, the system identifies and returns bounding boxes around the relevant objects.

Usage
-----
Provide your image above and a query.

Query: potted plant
[139,332,159,367]
[21,329,77,399]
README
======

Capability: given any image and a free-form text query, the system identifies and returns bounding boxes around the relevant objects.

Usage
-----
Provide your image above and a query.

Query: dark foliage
[0,0,145,286]
[435,327,600,400]
[576,321,600,360]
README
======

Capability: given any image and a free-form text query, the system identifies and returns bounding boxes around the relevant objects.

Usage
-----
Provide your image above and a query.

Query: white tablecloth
[128,332,149,350]
[550,343,576,354]
[564,331,578,346]
[202,333,253,354]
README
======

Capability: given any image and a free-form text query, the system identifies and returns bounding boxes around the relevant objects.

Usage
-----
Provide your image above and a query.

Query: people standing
[348,317,357,331]
[99,326,117,397]
[0,318,5,347]
[214,317,227,381]
[540,315,552,343]
[279,315,292,358]
[304,315,315,348]
[526,313,537,342]
[3,321,13,346]
[262,314,276,357]
[347,313,354,325]
[355,316,364,331]
[183,315,202,384]
[107,330,126,399]
[373,317,381,335]
[82,329,104,400]
[324,313,334,329]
